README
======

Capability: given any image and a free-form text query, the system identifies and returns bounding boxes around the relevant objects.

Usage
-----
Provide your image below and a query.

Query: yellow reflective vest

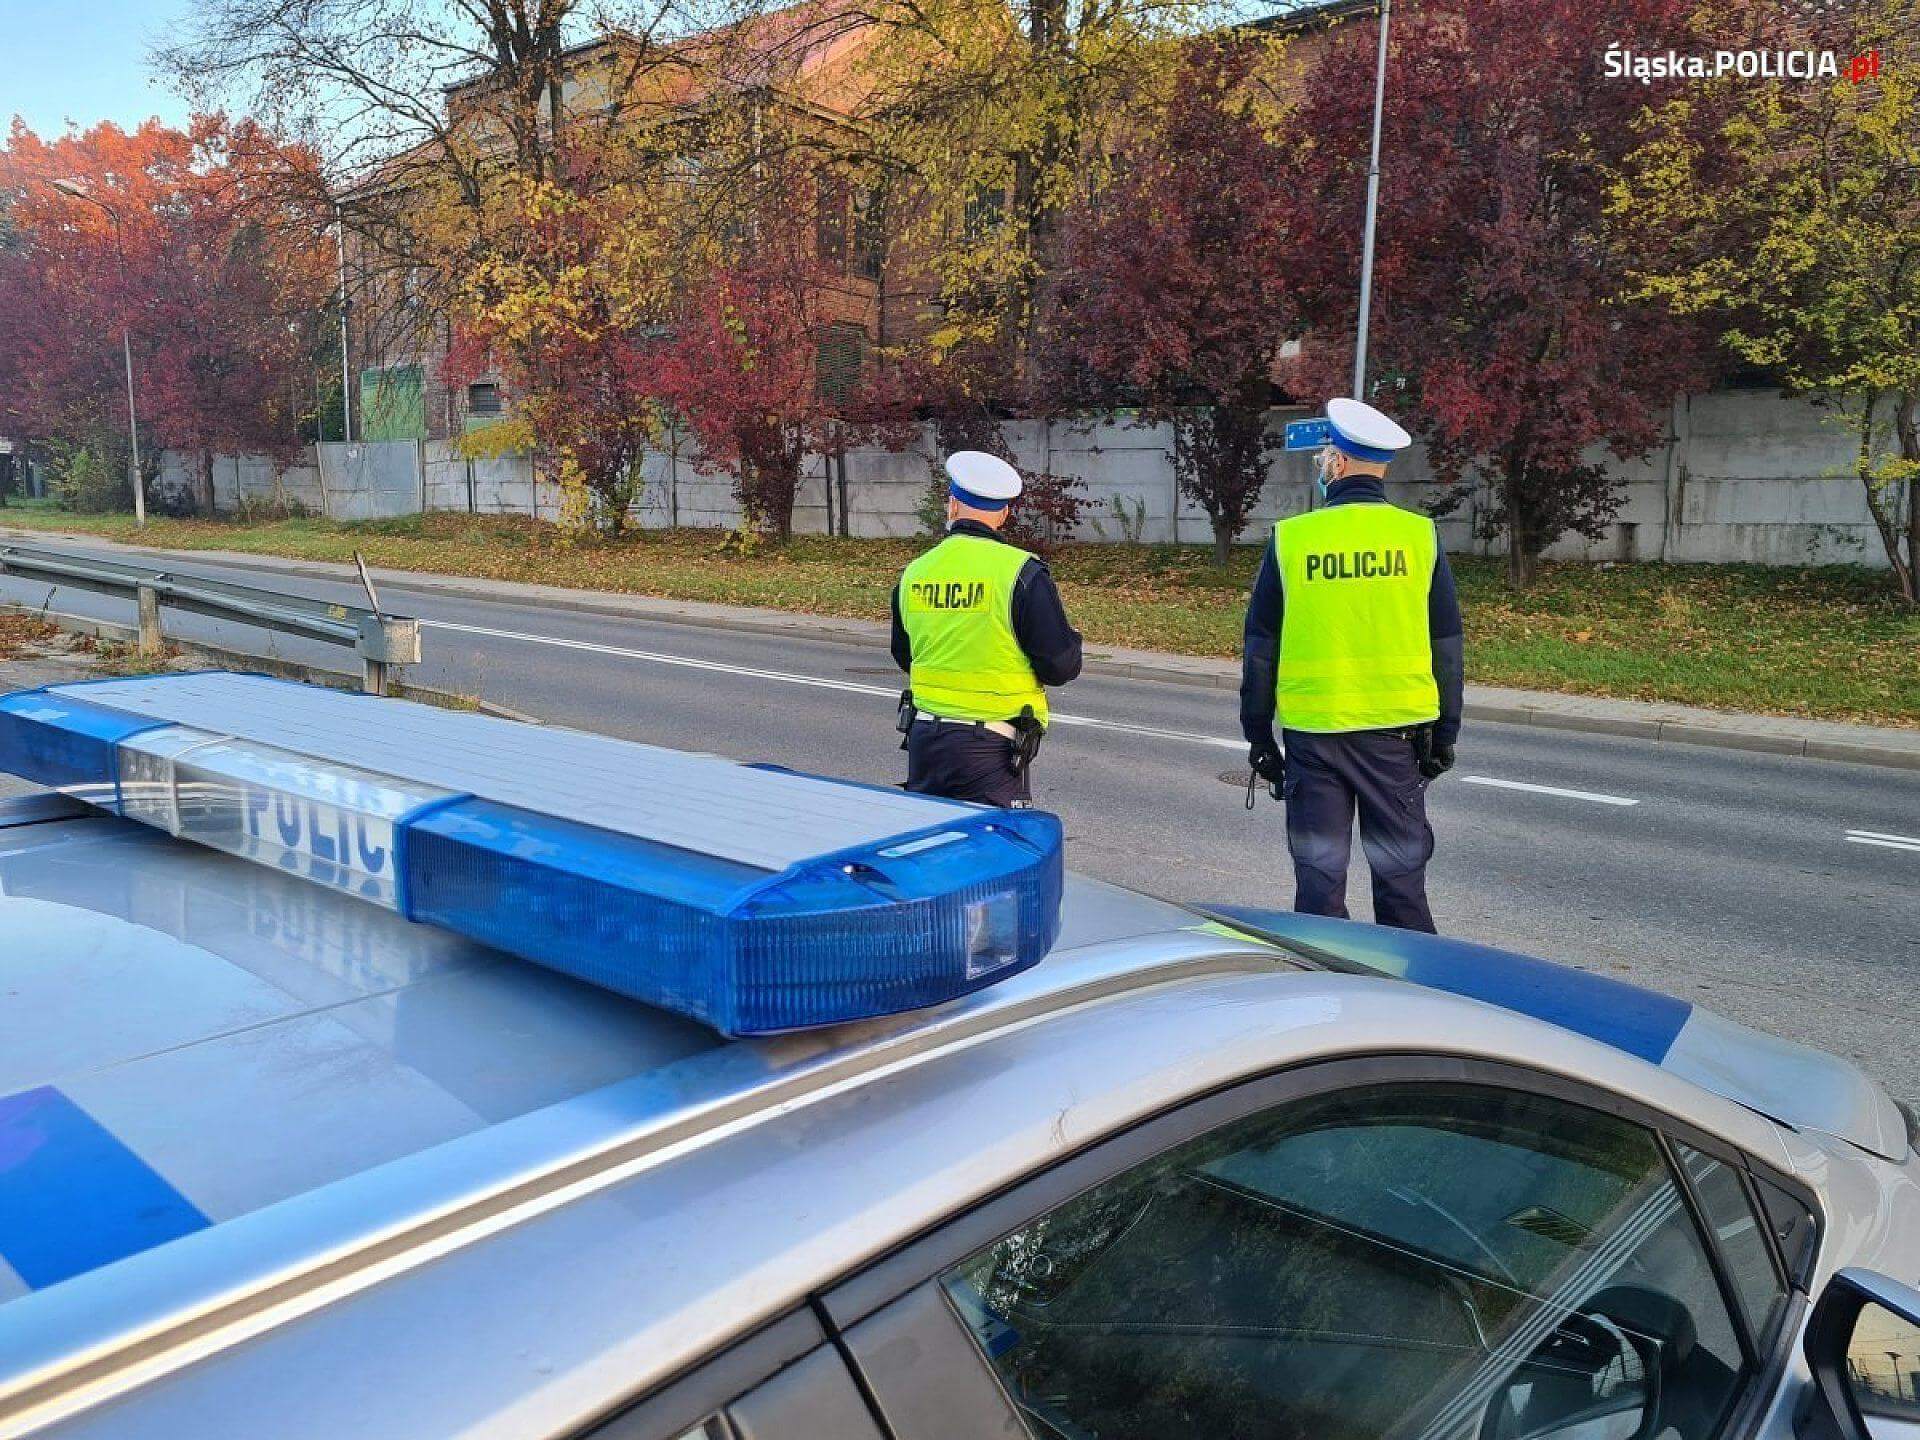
[899,533,1049,727]
[1274,503,1440,733]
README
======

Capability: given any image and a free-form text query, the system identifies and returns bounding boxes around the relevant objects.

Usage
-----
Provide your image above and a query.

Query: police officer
[892,452,1083,806]
[1240,398,1465,932]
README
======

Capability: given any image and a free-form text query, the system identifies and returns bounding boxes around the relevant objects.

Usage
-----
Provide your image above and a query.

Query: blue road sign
[1284,418,1334,452]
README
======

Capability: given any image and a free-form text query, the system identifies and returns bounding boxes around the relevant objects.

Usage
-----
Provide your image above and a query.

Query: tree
[0,118,332,513]
[1051,35,1293,564]
[1616,0,1920,601]
[655,159,915,541]
[852,0,1231,398]
[162,0,746,408]
[1285,0,1721,586]
[445,136,685,532]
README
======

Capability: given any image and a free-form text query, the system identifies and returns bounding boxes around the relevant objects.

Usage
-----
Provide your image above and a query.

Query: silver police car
[0,673,1916,1440]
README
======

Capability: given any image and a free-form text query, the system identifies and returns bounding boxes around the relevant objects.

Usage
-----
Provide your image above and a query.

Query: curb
[6,527,1918,772]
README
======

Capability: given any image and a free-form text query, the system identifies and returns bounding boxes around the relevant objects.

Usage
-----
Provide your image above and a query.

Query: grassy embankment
[4,501,1915,727]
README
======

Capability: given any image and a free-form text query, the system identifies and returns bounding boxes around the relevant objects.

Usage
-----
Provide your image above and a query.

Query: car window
[941,1083,1751,1440]
[1672,1142,1788,1343]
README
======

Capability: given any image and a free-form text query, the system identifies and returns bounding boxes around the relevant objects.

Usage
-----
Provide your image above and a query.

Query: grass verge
[2,506,1915,727]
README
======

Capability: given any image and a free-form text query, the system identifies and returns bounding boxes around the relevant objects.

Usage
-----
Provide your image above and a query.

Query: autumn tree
[851,0,1236,401]
[1051,34,1293,564]
[446,131,687,532]
[0,118,332,513]
[162,0,748,407]
[655,151,914,541]
[1286,0,1722,586]
[1616,0,1920,601]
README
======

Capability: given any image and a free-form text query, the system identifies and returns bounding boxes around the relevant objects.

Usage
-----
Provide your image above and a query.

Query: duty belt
[915,711,1019,740]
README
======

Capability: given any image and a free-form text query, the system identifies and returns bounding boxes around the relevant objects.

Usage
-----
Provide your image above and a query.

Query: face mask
[1314,448,1338,500]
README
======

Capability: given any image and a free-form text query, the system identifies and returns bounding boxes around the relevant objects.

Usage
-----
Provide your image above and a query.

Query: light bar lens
[0,691,164,809]
[402,800,1062,1034]
[116,728,456,910]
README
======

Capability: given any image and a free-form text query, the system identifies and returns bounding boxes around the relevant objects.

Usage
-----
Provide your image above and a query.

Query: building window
[467,381,503,416]
[815,323,866,404]
[817,174,850,271]
[852,185,885,281]
[963,184,1005,242]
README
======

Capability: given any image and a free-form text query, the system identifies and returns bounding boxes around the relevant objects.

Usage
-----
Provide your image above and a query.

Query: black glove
[1248,739,1286,785]
[1418,742,1455,780]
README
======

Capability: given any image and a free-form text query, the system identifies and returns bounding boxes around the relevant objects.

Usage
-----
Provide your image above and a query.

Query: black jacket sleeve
[1240,544,1283,747]
[890,582,911,674]
[1010,558,1082,686]
[1429,548,1465,747]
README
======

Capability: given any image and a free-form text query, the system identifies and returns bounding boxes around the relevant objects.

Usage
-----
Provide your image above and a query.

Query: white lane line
[1847,829,1920,847]
[1846,833,1920,854]
[1459,775,1639,807]
[424,619,1245,751]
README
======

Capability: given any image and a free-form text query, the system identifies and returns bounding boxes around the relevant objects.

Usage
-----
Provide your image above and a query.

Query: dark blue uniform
[891,520,1083,805]
[1240,477,1465,931]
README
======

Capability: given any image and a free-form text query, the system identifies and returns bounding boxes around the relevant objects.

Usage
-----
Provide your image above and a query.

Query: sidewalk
[9,527,1920,771]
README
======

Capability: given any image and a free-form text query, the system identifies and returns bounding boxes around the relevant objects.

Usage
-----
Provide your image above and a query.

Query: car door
[826,1056,1812,1440]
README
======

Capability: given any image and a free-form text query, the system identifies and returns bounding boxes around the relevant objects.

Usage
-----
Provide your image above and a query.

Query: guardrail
[0,544,422,694]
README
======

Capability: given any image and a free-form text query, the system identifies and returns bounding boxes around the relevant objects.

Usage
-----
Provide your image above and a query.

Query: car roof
[0,797,1820,1437]
[1,800,1800,1438]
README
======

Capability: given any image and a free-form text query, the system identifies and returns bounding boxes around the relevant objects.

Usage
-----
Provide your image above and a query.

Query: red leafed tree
[0,118,331,513]
[1285,0,1724,585]
[1051,36,1297,564]
[656,176,913,543]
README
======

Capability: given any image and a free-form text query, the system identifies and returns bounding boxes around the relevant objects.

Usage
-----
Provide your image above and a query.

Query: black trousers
[904,720,1032,807]
[1281,727,1436,932]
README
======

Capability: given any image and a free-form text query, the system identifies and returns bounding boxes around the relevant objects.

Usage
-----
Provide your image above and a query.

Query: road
[4,543,1917,1104]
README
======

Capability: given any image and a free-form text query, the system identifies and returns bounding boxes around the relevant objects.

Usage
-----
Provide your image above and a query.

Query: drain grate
[846,666,901,676]
[1219,769,1255,786]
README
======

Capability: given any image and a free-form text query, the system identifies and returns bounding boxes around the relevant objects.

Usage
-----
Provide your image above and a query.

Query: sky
[0,0,197,139]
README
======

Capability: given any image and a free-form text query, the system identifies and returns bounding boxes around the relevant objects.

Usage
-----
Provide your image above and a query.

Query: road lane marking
[423,620,1245,750]
[1846,831,1920,854]
[1459,776,1639,807]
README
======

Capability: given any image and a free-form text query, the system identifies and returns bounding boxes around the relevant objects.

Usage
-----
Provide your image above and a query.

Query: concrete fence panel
[314,441,423,521]
[174,388,1900,569]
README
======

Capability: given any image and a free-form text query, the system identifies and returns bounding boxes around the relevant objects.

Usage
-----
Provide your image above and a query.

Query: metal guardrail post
[135,583,162,657]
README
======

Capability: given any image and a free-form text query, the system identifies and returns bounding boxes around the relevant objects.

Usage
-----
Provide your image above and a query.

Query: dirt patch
[0,612,60,660]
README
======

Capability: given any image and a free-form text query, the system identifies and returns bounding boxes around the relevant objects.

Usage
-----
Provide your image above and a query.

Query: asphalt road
[5,544,1917,1104]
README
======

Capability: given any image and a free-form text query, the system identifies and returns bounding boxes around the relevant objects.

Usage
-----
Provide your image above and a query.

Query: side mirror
[1802,1268,1920,1440]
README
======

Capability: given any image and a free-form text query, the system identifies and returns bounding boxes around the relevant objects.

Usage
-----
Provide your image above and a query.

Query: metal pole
[335,202,354,443]
[122,327,145,528]
[49,180,145,527]
[1352,0,1391,400]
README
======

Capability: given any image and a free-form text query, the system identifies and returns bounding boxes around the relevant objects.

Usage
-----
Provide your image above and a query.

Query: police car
[1,672,1917,1440]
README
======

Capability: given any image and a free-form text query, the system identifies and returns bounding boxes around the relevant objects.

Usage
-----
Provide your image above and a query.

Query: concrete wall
[179,388,1905,568]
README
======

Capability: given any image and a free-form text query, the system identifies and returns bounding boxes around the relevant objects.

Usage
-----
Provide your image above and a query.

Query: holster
[1412,723,1435,771]
[896,689,915,750]
[1010,706,1044,775]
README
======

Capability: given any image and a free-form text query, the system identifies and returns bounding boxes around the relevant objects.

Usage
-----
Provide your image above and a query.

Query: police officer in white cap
[1240,398,1465,932]
[891,452,1083,806]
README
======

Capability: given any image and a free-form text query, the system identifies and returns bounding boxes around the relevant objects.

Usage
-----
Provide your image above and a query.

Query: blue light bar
[0,675,1065,1034]
[403,799,1062,1034]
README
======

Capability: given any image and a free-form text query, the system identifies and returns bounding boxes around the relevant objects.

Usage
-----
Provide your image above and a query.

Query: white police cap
[1326,397,1412,463]
[946,451,1023,510]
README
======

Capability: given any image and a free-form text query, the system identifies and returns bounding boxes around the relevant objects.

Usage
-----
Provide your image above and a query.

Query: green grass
[3,506,1915,726]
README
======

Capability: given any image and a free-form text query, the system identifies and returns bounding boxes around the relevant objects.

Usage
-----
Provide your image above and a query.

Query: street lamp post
[1352,0,1392,400]
[50,178,146,528]
[334,199,354,443]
